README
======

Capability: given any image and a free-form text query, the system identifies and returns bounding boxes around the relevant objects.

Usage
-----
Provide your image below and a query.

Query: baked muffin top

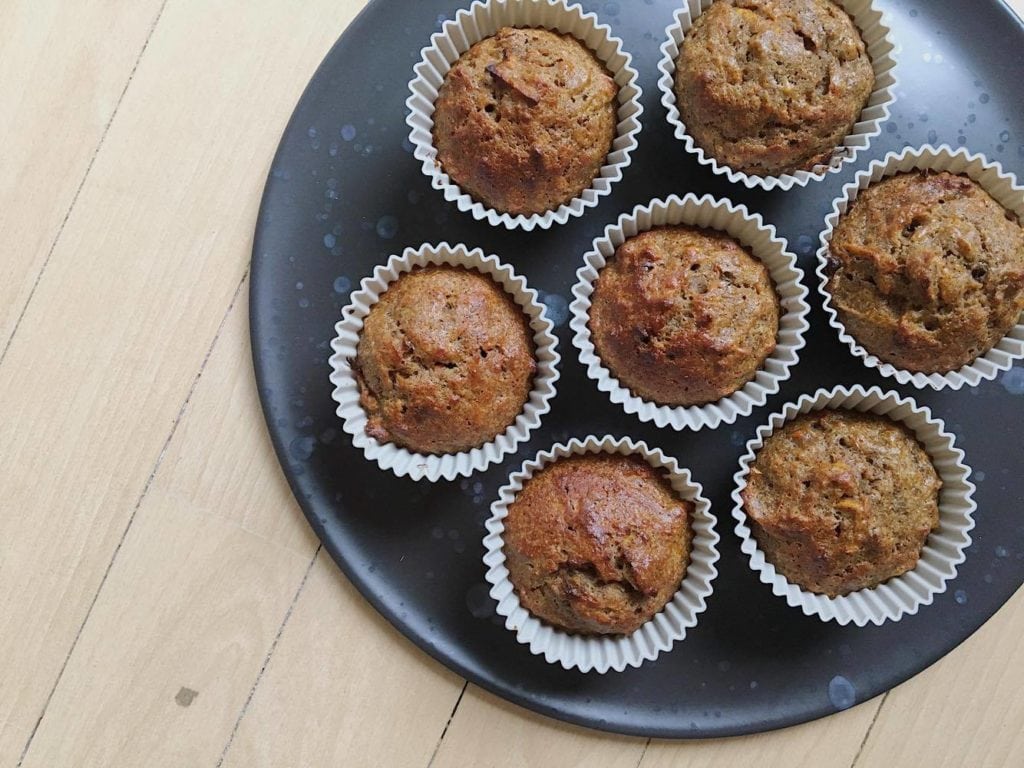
[432,27,618,215]
[741,410,941,597]
[589,226,779,406]
[503,454,692,635]
[674,0,874,176]
[826,171,1024,373]
[354,266,536,455]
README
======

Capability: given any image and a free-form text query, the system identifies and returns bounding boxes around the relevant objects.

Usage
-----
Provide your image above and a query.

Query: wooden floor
[3,1,1024,766]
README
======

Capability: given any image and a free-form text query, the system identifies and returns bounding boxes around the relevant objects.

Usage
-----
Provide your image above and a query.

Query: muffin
[432,26,618,215]
[673,0,875,176]
[589,226,780,406]
[741,410,941,596]
[826,171,1024,373]
[354,265,536,455]
[503,454,693,635]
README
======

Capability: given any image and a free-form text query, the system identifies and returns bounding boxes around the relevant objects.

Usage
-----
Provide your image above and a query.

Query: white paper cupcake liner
[483,435,719,672]
[731,384,976,627]
[406,0,643,231]
[328,242,560,482]
[657,0,898,191]
[568,194,810,431]
[817,144,1024,390]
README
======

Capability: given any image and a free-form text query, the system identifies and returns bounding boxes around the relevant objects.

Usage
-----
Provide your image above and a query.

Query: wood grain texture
[430,686,647,768]
[641,700,881,768]
[0,0,164,348]
[18,286,320,767]
[0,0,364,761]
[2,0,1024,766]
[855,588,1024,768]
[220,554,465,768]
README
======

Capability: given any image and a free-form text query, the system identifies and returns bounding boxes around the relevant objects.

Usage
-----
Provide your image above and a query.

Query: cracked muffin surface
[674,0,874,176]
[503,454,693,635]
[589,226,779,406]
[741,410,941,597]
[354,265,536,455]
[432,26,618,215]
[826,171,1024,373]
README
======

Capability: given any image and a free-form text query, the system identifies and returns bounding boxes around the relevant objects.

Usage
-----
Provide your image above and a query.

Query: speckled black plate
[250,0,1024,738]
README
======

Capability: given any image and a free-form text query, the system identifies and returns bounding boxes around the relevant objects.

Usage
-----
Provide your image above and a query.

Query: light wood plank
[18,284,321,766]
[0,0,366,760]
[0,0,164,346]
[640,700,880,768]
[430,686,646,768]
[854,588,1024,768]
[220,553,465,768]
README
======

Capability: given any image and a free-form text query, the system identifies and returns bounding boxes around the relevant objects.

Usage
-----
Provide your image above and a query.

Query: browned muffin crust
[589,226,780,406]
[432,27,618,215]
[354,266,536,455]
[741,410,941,597]
[504,454,693,635]
[826,171,1024,373]
[674,0,875,176]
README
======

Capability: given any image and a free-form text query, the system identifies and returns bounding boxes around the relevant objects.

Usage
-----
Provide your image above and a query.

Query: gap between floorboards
[215,546,323,767]
[0,0,170,371]
[15,268,249,767]
[849,692,890,768]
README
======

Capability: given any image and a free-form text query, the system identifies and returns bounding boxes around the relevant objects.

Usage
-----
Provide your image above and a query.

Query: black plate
[250,0,1024,738]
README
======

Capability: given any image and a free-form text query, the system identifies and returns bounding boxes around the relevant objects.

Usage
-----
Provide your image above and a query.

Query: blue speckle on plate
[324,233,337,248]
[796,234,815,255]
[980,93,990,103]
[927,129,939,143]
[996,546,1010,558]
[289,435,316,461]
[333,275,352,294]
[341,124,357,141]
[955,589,968,605]
[539,292,569,326]
[298,297,310,308]
[376,215,399,239]
[827,675,856,710]
[1000,130,1011,142]
[1001,367,1024,395]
